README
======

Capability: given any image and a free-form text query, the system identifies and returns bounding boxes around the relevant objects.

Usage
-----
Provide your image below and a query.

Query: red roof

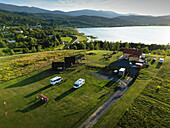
[123,48,142,57]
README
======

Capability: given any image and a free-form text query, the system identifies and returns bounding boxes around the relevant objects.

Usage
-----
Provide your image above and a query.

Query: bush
[22,48,30,53]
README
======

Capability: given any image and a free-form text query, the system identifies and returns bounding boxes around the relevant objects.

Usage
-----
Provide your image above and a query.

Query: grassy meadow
[0,50,119,128]
[0,50,168,128]
[83,50,122,67]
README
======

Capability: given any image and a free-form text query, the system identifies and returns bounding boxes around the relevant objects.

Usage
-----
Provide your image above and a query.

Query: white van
[50,76,63,85]
[118,68,126,76]
[73,78,85,89]
[159,58,164,63]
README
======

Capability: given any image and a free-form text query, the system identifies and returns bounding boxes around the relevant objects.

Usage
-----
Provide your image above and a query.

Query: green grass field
[61,37,72,43]
[75,35,88,42]
[0,50,168,128]
[0,50,119,128]
[94,55,168,128]
[82,50,122,67]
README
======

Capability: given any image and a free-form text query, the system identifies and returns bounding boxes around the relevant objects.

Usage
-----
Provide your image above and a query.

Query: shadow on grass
[24,79,68,98]
[98,80,116,92]
[6,68,56,89]
[156,63,162,69]
[151,60,155,65]
[55,88,76,101]
[24,84,52,98]
[64,112,79,117]
[17,101,45,113]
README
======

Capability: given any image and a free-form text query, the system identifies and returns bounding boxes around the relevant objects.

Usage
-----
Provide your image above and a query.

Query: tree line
[64,40,170,56]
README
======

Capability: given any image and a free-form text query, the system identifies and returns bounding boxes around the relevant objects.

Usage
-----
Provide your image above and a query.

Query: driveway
[78,76,133,128]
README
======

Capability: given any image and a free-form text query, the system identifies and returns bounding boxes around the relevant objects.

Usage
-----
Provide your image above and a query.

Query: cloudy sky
[0,0,169,16]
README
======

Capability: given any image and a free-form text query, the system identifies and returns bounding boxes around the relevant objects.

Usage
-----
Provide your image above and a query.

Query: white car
[159,58,164,63]
[73,78,85,89]
[50,76,63,85]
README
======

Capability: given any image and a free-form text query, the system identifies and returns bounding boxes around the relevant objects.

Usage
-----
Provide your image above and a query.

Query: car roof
[50,76,61,81]
[75,78,84,83]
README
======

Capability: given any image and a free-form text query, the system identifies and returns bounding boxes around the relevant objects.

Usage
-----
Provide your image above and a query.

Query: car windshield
[74,84,79,87]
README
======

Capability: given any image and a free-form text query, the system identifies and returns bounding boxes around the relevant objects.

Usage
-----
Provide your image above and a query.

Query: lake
[77,26,170,45]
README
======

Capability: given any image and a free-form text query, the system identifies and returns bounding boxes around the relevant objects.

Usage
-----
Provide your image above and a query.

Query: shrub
[22,48,30,53]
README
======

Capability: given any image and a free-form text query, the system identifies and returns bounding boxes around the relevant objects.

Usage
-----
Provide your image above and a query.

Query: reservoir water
[77,26,170,45]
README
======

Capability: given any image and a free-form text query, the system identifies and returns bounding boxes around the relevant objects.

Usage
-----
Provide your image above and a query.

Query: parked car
[153,58,156,62]
[118,68,126,76]
[159,58,164,63]
[73,78,85,89]
[50,76,63,85]
[39,94,49,102]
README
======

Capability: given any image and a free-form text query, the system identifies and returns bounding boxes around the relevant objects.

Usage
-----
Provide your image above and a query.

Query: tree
[137,45,141,49]
[31,46,37,53]
[142,47,149,53]
[0,33,4,38]
[103,41,108,50]
[9,49,15,55]
[89,42,94,50]
[0,39,7,48]
[95,43,99,50]
[73,45,77,50]
[114,42,120,51]
[22,48,30,53]
[125,43,129,48]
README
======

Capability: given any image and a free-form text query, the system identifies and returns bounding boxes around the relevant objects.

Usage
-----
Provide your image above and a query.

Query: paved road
[78,77,133,128]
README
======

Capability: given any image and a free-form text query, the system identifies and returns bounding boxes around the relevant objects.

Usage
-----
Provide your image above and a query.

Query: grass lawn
[61,37,72,43]
[0,56,116,128]
[93,54,167,128]
[82,50,122,67]
[75,35,88,42]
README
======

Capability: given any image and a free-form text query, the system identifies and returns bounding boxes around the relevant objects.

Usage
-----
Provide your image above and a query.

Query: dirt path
[78,77,133,128]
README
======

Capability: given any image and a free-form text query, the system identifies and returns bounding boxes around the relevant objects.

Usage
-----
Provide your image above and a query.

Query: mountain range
[0,2,170,27]
[0,3,130,18]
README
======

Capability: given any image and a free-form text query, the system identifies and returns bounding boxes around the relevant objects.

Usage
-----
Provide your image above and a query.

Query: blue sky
[0,0,169,16]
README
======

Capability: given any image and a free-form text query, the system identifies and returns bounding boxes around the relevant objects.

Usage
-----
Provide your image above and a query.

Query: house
[64,56,76,67]
[123,48,143,61]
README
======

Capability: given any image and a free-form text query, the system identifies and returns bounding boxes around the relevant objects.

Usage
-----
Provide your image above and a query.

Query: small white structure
[49,35,53,37]
[16,31,23,33]
[50,76,63,85]
[73,78,85,89]
[118,68,126,76]
[8,40,16,43]
[159,58,164,63]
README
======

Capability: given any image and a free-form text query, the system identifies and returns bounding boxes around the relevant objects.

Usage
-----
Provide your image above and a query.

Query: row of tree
[64,40,170,55]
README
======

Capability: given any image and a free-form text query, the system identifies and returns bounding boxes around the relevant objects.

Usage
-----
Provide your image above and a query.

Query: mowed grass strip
[0,63,112,128]
[93,55,164,128]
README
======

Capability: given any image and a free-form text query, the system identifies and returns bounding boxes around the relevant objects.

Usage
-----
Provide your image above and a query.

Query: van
[118,68,126,76]
[73,78,85,89]
[159,58,164,63]
[50,76,63,85]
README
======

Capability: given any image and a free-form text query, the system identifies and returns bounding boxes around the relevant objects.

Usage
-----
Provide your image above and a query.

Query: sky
[0,0,169,16]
